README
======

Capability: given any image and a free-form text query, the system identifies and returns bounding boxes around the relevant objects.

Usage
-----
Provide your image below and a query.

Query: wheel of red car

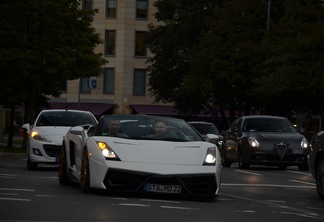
[80,148,90,193]
[58,144,70,185]
[238,149,249,169]
[298,163,309,171]
[316,157,324,200]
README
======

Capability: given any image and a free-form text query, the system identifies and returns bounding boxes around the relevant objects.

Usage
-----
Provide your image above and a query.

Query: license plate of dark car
[144,183,182,193]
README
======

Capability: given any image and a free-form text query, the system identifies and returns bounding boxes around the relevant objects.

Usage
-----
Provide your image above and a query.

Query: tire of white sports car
[58,144,70,185]
[80,148,90,193]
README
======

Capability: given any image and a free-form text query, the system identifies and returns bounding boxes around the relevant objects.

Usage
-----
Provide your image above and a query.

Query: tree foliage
[0,0,107,147]
[0,0,107,123]
[147,0,324,122]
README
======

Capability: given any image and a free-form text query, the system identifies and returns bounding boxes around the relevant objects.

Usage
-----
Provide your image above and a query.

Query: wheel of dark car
[298,164,309,171]
[80,148,90,193]
[278,164,287,170]
[316,157,324,200]
[27,158,37,171]
[221,149,232,168]
[58,144,70,185]
[238,149,249,169]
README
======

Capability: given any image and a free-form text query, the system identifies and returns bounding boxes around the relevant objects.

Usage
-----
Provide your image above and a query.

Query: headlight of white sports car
[97,141,120,160]
[203,147,216,165]
[31,130,51,142]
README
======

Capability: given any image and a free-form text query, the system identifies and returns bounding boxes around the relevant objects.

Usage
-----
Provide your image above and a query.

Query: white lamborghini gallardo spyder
[58,115,222,199]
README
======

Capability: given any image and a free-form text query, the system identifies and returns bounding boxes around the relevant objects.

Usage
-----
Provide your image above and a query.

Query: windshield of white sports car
[36,111,97,127]
[93,115,204,142]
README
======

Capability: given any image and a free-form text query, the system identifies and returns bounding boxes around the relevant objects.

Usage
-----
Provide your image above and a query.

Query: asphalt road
[0,155,323,222]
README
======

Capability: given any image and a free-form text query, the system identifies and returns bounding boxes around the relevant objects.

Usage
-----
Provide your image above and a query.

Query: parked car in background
[188,121,223,146]
[21,109,97,170]
[222,115,309,170]
[309,131,324,200]
[188,121,222,139]
[58,115,222,199]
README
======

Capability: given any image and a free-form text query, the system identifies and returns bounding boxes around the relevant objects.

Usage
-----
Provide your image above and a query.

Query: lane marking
[140,199,180,204]
[222,192,323,220]
[234,170,263,176]
[285,170,311,176]
[0,188,34,192]
[114,203,150,207]
[221,183,315,188]
[288,179,315,186]
[160,206,198,210]
[0,197,31,202]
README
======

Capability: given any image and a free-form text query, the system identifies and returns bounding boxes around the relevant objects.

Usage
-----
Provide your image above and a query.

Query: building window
[103,68,115,94]
[80,78,91,93]
[60,81,67,92]
[136,0,148,19]
[82,0,93,10]
[105,30,116,56]
[135,31,146,57]
[106,0,116,18]
[133,69,146,95]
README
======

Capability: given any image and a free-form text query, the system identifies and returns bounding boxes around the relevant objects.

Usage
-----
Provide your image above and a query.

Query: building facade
[49,0,176,117]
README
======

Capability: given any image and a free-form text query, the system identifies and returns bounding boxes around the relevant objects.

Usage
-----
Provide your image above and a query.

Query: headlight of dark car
[248,137,260,148]
[300,138,308,149]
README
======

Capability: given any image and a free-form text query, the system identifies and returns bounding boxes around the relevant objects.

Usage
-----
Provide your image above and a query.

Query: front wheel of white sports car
[316,157,324,200]
[80,148,90,193]
[58,144,70,185]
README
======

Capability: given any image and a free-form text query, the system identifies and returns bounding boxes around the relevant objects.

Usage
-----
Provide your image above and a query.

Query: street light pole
[267,0,271,31]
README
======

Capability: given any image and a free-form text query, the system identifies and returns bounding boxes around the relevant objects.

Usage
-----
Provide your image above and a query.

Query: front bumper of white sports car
[88,158,221,198]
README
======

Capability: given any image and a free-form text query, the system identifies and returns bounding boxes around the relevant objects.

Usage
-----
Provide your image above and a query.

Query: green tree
[147,0,324,127]
[256,0,324,117]
[0,0,107,147]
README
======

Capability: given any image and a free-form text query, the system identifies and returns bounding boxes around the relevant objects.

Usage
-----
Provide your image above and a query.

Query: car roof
[40,109,92,113]
[242,115,287,120]
[188,121,215,125]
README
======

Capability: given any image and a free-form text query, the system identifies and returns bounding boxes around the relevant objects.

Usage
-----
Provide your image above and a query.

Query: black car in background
[222,115,309,170]
[309,132,324,200]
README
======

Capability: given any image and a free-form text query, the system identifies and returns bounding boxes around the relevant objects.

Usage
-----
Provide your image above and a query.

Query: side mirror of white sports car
[70,126,84,136]
[205,134,219,144]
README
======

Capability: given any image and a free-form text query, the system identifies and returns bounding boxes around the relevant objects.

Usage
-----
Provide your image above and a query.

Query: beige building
[49,0,176,117]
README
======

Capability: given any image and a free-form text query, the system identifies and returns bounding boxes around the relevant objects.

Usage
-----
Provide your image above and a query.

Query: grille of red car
[275,143,288,158]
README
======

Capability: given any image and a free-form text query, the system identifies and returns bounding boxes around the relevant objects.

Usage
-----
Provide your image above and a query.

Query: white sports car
[58,115,222,199]
[21,109,97,170]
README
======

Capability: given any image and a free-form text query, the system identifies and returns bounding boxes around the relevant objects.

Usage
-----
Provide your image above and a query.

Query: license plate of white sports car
[144,183,182,193]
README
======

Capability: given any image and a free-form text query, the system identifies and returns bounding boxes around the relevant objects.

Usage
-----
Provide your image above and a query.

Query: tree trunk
[6,106,15,148]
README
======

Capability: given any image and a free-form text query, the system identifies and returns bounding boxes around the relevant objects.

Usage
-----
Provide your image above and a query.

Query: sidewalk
[0,135,25,159]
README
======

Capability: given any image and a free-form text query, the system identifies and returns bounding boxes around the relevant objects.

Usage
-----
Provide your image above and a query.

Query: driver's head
[107,119,121,135]
[154,121,167,134]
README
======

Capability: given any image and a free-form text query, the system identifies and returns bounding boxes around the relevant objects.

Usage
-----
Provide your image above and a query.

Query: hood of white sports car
[35,127,71,144]
[108,139,211,165]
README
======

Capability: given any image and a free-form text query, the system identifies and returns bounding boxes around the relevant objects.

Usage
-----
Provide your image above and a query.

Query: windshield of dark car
[36,111,97,127]
[190,123,220,135]
[94,115,204,142]
[243,118,296,133]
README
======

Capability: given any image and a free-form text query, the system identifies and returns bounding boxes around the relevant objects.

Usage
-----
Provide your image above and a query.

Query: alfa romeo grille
[275,143,288,158]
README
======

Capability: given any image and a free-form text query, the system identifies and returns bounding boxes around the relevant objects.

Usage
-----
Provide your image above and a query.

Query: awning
[131,105,178,116]
[48,102,115,116]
